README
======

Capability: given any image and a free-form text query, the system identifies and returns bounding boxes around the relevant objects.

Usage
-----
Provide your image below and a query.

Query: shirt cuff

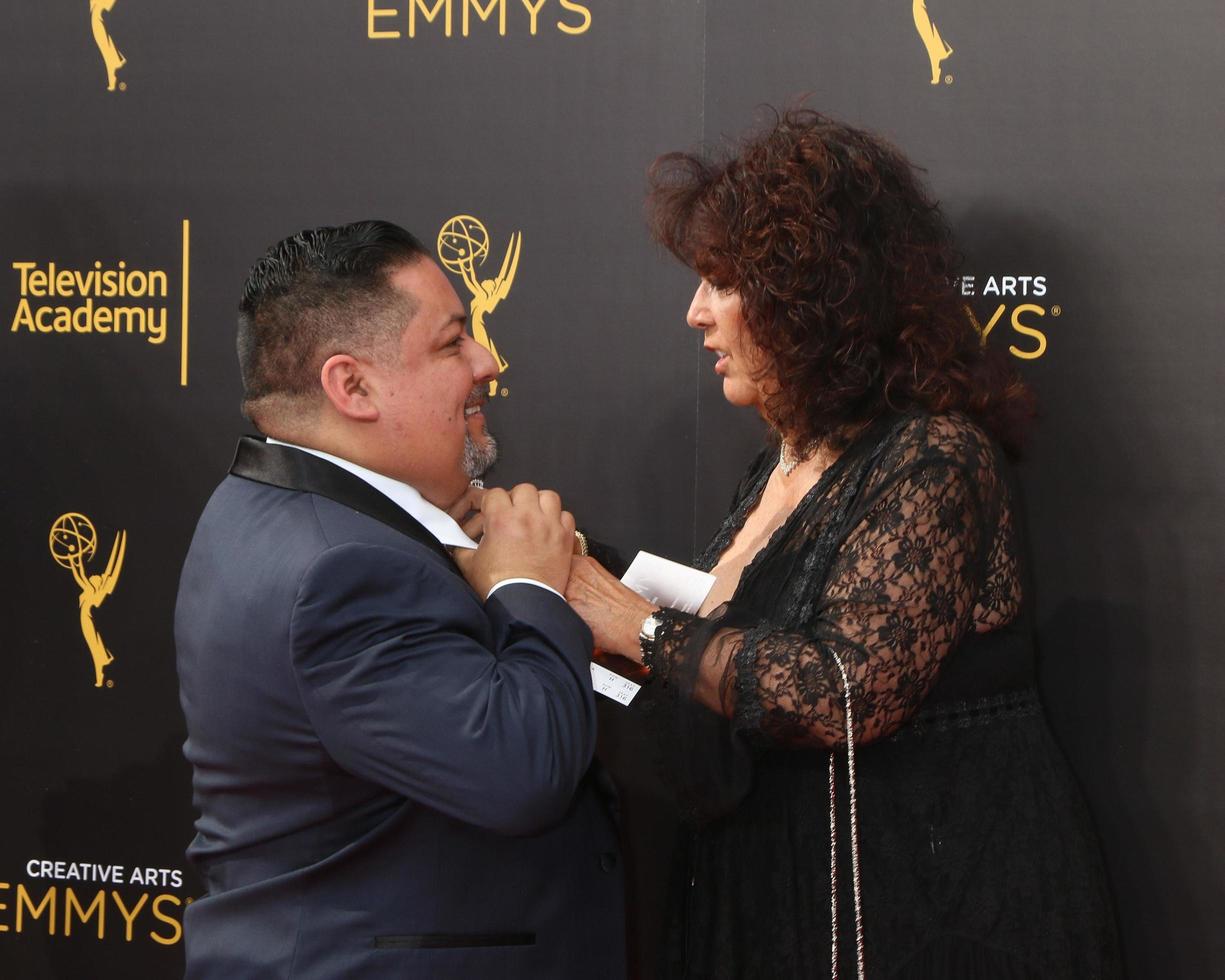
[486,578,566,603]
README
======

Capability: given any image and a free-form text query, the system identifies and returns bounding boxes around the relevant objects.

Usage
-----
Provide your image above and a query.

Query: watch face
[638,611,666,666]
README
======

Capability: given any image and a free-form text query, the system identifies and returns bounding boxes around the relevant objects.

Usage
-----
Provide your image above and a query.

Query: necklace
[779,439,807,476]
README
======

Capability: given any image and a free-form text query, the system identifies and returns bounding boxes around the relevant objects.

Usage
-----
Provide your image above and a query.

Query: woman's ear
[320,354,379,422]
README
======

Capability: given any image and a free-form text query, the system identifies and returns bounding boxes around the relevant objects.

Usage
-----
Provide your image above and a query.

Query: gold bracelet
[573,530,589,557]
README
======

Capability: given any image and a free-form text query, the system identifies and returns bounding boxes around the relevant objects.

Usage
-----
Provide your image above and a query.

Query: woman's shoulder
[879,411,1006,482]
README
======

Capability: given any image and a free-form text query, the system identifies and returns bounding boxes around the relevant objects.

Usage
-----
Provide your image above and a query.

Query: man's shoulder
[199,473,450,572]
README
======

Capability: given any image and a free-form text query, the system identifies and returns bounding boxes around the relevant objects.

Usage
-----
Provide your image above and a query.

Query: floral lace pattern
[639,413,1121,978]
[648,413,1019,747]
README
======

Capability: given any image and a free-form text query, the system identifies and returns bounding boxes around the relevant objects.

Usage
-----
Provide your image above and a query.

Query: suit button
[599,851,619,872]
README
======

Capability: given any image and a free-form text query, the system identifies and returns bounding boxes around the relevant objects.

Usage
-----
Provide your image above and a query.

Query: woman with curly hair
[566,110,1120,978]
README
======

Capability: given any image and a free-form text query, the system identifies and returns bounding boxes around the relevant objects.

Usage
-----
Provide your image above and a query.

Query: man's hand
[455,484,576,597]
[446,483,487,541]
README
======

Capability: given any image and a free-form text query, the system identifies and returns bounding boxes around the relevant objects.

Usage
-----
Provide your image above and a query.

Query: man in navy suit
[175,220,624,979]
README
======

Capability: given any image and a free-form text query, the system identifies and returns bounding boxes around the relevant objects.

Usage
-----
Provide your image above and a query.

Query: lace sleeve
[646,428,1003,749]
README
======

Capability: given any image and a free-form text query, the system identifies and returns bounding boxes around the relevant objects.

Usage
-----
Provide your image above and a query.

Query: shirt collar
[265,438,477,551]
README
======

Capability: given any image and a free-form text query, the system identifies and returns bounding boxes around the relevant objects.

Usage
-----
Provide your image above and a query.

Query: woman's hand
[565,555,656,662]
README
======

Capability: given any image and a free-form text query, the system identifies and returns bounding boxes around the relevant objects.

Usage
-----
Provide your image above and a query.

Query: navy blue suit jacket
[175,439,624,979]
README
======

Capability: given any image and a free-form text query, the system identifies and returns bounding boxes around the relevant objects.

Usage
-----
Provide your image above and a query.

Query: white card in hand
[620,551,716,614]
[591,662,640,705]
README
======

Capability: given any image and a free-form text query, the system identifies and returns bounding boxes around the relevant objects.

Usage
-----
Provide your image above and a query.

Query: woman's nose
[685,283,708,329]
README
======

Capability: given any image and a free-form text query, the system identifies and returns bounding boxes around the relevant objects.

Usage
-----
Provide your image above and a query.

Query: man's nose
[468,337,499,383]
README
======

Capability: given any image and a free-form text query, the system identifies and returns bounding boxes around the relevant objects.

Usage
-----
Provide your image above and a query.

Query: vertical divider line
[180,218,191,387]
[691,0,709,560]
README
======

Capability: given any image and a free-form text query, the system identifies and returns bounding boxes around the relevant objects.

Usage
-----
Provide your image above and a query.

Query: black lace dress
[641,413,1121,979]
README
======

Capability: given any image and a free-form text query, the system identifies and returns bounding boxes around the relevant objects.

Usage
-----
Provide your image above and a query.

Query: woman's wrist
[636,608,667,669]
[620,598,656,663]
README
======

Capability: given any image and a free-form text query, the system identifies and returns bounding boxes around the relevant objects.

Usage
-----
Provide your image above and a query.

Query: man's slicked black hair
[236,220,429,426]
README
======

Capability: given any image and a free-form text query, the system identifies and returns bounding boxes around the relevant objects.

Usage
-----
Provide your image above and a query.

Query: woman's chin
[721,378,761,409]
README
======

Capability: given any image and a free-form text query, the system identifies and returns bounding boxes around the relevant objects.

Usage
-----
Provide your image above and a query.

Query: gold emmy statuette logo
[49,513,127,688]
[437,215,521,396]
[912,0,952,84]
[90,0,127,91]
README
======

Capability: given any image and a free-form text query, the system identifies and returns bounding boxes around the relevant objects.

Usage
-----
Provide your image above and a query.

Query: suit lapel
[229,437,457,568]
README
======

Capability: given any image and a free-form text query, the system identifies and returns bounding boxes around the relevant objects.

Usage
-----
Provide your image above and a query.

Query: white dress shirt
[266,438,563,602]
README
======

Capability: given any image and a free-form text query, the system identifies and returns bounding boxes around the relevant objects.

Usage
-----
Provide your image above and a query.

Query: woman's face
[686,278,772,411]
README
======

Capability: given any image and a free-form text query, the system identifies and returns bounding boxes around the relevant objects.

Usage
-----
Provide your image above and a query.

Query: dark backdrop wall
[2,2,1220,977]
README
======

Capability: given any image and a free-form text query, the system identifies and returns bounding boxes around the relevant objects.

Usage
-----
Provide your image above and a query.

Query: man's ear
[320,354,379,422]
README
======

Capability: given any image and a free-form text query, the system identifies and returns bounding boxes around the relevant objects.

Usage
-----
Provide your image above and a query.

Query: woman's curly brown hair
[647,108,1034,457]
